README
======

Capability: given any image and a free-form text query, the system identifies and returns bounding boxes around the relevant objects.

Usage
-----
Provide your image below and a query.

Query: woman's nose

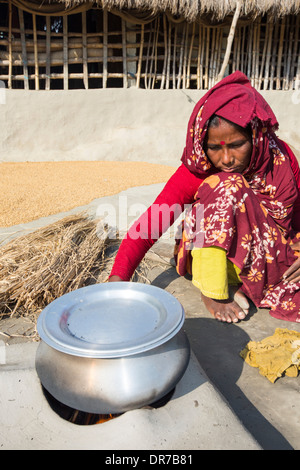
[221,148,234,165]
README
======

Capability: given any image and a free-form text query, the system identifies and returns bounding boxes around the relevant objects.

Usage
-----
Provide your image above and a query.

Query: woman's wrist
[108,275,123,282]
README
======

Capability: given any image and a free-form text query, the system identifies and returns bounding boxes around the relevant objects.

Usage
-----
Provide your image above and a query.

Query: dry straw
[0,214,121,318]
[91,0,300,20]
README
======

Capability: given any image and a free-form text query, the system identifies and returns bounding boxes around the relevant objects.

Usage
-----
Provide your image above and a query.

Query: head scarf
[181,71,298,234]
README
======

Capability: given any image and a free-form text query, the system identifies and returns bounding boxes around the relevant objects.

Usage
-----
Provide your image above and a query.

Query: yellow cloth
[240,328,300,383]
[191,246,241,299]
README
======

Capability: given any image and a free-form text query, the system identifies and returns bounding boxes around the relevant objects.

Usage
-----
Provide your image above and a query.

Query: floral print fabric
[175,171,300,322]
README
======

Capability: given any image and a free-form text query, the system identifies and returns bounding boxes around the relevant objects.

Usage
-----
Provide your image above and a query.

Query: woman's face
[205,119,252,173]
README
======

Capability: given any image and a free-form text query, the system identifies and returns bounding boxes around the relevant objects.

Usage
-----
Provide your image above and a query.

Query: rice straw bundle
[0,214,120,317]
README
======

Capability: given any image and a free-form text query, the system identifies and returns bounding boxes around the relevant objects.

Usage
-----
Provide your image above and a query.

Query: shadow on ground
[148,260,298,450]
[184,317,293,450]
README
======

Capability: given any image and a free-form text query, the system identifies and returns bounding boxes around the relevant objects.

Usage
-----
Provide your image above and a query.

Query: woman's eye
[230,141,246,148]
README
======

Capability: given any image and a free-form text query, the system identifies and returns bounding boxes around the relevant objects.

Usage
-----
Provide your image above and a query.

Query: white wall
[1,88,300,165]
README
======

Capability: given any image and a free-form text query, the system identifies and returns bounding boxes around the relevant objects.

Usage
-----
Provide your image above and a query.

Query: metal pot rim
[37,282,185,359]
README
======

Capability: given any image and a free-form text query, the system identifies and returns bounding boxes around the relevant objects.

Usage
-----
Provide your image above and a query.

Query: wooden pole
[182,23,189,89]
[177,23,186,89]
[148,18,157,89]
[217,0,242,82]
[18,8,29,90]
[121,19,128,88]
[217,28,223,78]
[209,27,216,88]
[103,8,108,88]
[296,53,300,90]
[166,20,172,89]
[186,22,195,89]
[263,16,273,90]
[82,11,88,89]
[232,25,237,72]
[213,27,220,86]
[246,23,253,80]
[8,0,12,89]
[46,16,51,90]
[151,20,159,88]
[240,25,246,74]
[276,17,285,90]
[197,23,202,89]
[291,15,299,89]
[251,20,256,86]
[160,15,167,89]
[136,23,144,88]
[282,16,289,90]
[270,21,279,89]
[258,20,268,90]
[284,27,293,90]
[143,20,151,89]
[254,17,261,89]
[172,24,177,89]
[204,26,209,89]
[235,25,241,72]
[63,15,68,90]
[33,14,39,90]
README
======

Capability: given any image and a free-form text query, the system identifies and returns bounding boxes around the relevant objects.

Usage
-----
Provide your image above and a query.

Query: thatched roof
[14,0,300,20]
[58,0,300,20]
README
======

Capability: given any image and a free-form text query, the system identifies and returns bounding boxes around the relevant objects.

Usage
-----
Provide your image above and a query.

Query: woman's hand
[283,241,300,284]
[108,275,123,282]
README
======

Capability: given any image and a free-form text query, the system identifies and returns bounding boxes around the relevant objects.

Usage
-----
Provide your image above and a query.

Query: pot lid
[37,282,185,358]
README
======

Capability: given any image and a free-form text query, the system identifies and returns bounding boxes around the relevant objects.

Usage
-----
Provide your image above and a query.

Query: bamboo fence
[0,2,299,90]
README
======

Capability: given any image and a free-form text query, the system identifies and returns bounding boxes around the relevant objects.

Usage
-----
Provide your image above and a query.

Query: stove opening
[42,386,175,425]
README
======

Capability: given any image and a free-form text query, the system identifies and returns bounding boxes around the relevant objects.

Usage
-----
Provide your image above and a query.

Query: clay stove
[0,342,261,450]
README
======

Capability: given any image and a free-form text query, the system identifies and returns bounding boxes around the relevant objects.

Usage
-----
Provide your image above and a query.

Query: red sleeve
[279,140,300,232]
[109,164,204,280]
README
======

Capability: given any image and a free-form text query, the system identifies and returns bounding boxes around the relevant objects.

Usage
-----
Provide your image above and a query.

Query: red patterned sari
[175,72,300,322]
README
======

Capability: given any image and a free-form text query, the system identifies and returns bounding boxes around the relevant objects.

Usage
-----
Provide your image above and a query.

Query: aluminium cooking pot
[35,282,190,414]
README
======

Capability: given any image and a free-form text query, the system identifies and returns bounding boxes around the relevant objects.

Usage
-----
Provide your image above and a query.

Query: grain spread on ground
[0,161,175,227]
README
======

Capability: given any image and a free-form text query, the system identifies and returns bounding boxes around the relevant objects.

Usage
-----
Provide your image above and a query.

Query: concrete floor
[0,342,261,450]
[1,183,300,450]
[146,247,300,450]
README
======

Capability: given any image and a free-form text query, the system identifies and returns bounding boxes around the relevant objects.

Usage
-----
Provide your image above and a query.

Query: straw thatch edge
[51,0,300,21]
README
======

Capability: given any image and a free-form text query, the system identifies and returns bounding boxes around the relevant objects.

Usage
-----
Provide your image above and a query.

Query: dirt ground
[0,161,176,227]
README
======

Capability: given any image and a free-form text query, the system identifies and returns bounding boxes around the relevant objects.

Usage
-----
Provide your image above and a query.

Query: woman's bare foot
[230,286,250,313]
[201,288,249,323]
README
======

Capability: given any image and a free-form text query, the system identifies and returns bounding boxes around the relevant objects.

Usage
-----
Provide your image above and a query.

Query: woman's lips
[221,168,239,173]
